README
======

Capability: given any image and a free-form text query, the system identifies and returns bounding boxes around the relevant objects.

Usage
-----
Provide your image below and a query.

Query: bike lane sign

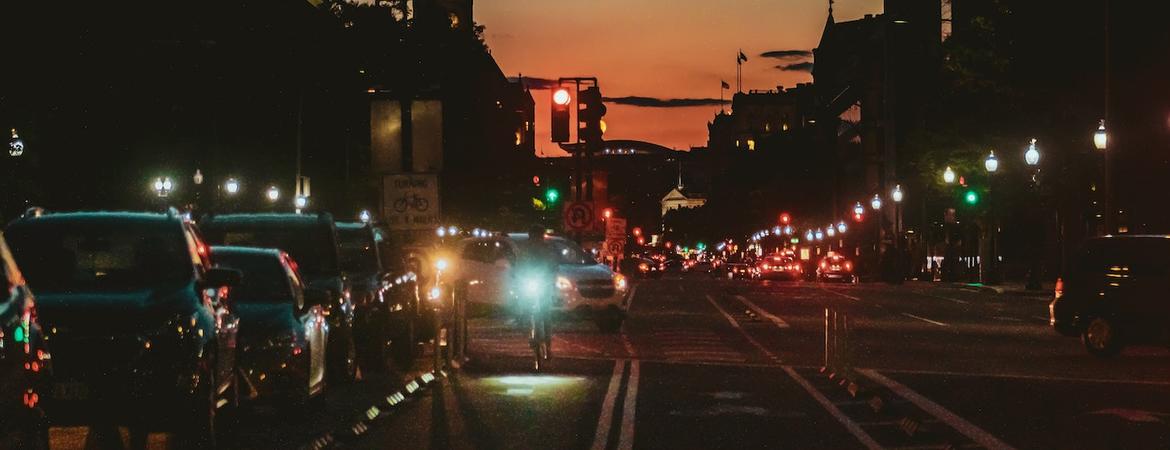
[382,173,440,230]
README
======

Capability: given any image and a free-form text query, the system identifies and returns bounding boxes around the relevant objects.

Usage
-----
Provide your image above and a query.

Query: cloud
[775,62,814,72]
[602,96,729,108]
[506,76,560,90]
[760,49,812,59]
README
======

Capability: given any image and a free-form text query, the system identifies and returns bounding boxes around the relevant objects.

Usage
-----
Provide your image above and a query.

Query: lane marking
[873,367,1170,386]
[591,360,627,450]
[783,366,883,450]
[734,295,791,328]
[933,295,969,305]
[704,295,784,364]
[900,312,949,327]
[618,360,640,450]
[859,369,1015,450]
[820,287,861,301]
[704,294,742,330]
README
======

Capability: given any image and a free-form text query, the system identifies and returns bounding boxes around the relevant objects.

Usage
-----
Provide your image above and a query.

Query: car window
[337,227,381,274]
[203,224,339,278]
[548,240,595,265]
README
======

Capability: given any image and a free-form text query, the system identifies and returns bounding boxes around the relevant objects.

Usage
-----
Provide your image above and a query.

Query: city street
[281,273,1170,450]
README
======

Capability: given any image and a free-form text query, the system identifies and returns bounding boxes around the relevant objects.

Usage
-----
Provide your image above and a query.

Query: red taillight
[820,261,827,270]
[845,262,853,271]
[1054,277,1064,299]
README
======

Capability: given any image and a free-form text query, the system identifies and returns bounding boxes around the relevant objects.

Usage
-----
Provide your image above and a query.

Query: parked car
[210,247,328,406]
[451,233,629,331]
[5,210,241,446]
[199,213,358,383]
[758,254,802,280]
[0,231,49,449]
[1050,236,1170,357]
[336,221,420,368]
[816,253,857,283]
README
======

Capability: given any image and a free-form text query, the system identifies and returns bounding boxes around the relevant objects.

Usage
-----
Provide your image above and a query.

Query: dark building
[706,85,818,154]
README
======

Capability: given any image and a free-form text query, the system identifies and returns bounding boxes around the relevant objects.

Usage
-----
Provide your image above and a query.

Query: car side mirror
[304,289,332,308]
[205,268,242,288]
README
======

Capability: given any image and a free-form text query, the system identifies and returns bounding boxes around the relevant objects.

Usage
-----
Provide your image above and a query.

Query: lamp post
[266,185,281,210]
[294,195,308,214]
[870,194,883,281]
[153,176,174,198]
[943,166,956,185]
[1094,120,1112,234]
[224,178,241,196]
[1025,139,1043,290]
[984,150,999,284]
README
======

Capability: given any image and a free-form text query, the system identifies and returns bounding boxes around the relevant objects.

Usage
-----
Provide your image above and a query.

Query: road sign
[605,218,626,240]
[564,201,594,231]
[604,239,625,259]
[382,173,440,230]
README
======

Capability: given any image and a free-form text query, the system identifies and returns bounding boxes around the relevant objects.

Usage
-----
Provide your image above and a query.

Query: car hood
[35,282,199,336]
[557,264,615,283]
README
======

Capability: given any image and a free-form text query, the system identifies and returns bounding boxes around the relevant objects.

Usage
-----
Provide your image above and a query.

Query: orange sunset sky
[476,0,883,155]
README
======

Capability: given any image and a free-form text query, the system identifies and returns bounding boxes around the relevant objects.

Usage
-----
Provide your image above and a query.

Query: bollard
[823,308,831,369]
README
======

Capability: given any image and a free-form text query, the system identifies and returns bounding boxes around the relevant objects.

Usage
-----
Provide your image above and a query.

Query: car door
[283,254,326,394]
[459,239,496,305]
[188,224,238,395]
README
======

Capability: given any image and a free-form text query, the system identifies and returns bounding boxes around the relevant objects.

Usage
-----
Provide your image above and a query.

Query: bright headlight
[522,278,542,297]
[614,274,628,291]
[555,276,573,291]
[428,286,443,301]
[435,259,449,271]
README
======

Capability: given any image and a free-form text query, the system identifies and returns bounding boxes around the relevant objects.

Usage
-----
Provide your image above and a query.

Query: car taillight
[763,264,771,270]
[820,261,827,270]
[845,262,853,272]
[1054,277,1063,299]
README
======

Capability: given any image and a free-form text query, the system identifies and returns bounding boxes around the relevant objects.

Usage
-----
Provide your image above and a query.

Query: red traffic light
[632,227,643,237]
[551,88,571,142]
[602,208,613,219]
[553,88,572,106]
[779,212,791,225]
[532,175,541,186]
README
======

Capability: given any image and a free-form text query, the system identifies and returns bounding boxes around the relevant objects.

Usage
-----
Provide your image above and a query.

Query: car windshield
[548,240,595,265]
[337,227,381,275]
[213,252,291,303]
[202,225,339,278]
[6,222,193,292]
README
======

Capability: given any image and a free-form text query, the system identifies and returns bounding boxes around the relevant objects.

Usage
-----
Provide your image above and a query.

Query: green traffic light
[545,188,559,204]
[964,190,979,205]
[696,242,707,250]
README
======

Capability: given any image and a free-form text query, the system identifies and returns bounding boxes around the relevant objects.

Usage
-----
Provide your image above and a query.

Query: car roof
[335,221,370,231]
[200,213,334,227]
[209,245,284,259]
[8,211,182,228]
[505,233,572,244]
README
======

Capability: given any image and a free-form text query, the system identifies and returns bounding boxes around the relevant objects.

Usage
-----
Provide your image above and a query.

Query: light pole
[984,150,999,284]
[224,178,241,196]
[1094,120,1112,234]
[294,195,308,214]
[1025,139,1043,290]
[870,194,883,281]
[943,166,956,185]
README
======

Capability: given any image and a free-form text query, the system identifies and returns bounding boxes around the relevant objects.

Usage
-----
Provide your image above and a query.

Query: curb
[299,369,446,450]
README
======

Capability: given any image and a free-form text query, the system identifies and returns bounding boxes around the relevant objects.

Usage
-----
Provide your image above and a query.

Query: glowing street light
[943,166,956,184]
[9,128,25,157]
[437,226,447,237]
[192,169,204,186]
[870,194,883,211]
[153,176,174,198]
[359,209,372,223]
[783,225,793,235]
[224,178,241,195]
[815,229,824,241]
[984,150,999,173]
[892,184,904,203]
[294,195,308,212]
[266,185,280,202]
[826,226,836,238]
[805,230,814,241]
[837,221,847,234]
[1094,119,1108,151]
[853,202,865,216]
[1024,138,1040,166]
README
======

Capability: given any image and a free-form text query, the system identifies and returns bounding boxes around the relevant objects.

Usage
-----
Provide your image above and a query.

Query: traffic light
[545,187,560,204]
[551,88,571,142]
[779,212,791,225]
[964,189,979,205]
[578,86,607,143]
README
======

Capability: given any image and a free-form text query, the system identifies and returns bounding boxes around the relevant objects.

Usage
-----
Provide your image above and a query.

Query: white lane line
[618,360,640,450]
[783,367,883,450]
[820,288,861,301]
[734,295,791,328]
[703,295,784,364]
[872,367,1170,386]
[859,369,1015,450]
[591,360,627,450]
[900,312,949,327]
[934,295,969,305]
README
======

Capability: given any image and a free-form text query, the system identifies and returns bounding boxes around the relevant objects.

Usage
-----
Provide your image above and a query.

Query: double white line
[592,359,640,450]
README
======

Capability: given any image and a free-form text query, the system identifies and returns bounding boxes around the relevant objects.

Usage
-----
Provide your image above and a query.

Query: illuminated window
[448,13,460,29]
[747,139,756,151]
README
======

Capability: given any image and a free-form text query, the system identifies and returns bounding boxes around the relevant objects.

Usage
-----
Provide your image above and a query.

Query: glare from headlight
[522,277,542,298]
[555,276,573,291]
[614,274,628,290]
[435,259,449,271]
[428,286,442,301]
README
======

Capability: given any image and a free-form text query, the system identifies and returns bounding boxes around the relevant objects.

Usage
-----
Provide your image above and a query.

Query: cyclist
[512,224,558,364]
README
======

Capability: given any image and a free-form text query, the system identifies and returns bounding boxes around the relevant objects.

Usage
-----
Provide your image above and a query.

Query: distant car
[451,234,630,331]
[816,254,857,283]
[5,211,241,446]
[686,261,716,275]
[199,213,358,383]
[336,221,420,369]
[630,257,663,279]
[758,254,802,280]
[1050,236,1170,357]
[211,247,328,406]
[0,232,48,449]
[726,263,759,280]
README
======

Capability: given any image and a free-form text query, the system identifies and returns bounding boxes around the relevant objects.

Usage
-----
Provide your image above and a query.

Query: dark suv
[199,213,358,382]
[0,232,48,449]
[336,222,420,369]
[1050,235,1170,357]
[4,211,240,446]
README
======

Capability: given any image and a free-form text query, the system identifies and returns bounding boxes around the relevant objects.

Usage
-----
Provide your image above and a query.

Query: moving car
[336,221,420,369]
[758,254,802,280]
[1050,236,1170,357]
[628,256,663,279]
[451,233,629,331]
[210,247,328,406]
[726,263,759,280]
[199,213,358,382]
[0,231,49,449]
[5,210,241,446]
[816,253,857,283]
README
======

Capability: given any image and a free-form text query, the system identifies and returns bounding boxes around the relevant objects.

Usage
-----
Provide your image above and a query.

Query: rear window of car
[214,251,291,303]
[337,227,380,274]
[202,224,339,278]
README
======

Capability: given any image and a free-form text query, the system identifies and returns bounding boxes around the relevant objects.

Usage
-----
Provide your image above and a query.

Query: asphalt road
[56,272,1169,449]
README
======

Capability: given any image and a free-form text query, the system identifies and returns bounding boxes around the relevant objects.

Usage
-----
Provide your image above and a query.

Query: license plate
[52,381,91,401]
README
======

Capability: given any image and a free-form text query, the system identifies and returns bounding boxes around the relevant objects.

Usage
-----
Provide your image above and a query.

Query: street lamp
[1025,138,1040,166]
[891,184,904,203]
[8,129,24,157]
[193,169,204,186]
[359,209,372,223]
[815,229,824,241]
[870,194,882,211]
[826,226,836,238]
[984,150,999,173]
[837,222,847,234]
[805,230,814,241]
[1094,119,1108,151]
[153,177,174,198]
[783,225,793,235]
[943,166,956,184]
[266,185,280,203]
[294,195,308,213]
[224,178,240,195]
[853,202,864,216]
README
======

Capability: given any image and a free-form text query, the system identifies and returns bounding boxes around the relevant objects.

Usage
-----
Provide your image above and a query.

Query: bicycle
[517,274,553,371]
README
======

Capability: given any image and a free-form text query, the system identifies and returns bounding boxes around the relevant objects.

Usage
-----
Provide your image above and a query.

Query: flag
[721,80,730,89]
[738,50,748,62]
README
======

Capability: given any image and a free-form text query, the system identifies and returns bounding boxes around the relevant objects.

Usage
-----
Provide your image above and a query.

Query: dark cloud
[506,76,560,90]
[776,62,814,72]
[602,96,729,108]
[760,49,812,59]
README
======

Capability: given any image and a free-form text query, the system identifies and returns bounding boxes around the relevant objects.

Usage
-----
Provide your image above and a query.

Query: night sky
[478,0,883,154]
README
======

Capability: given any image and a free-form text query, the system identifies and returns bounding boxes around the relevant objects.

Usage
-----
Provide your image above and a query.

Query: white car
[450,233,629,331]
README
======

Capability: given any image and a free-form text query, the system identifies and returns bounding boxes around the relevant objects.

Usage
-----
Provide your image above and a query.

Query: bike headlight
[428,286,443,302]
[614,274,628,291]
[435,258,450,272]
[522,278,541,297]
[555,276,573,291]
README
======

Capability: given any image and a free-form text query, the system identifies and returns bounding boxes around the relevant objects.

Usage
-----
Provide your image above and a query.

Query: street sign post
[382,173,441,230]
[602,217,627,263]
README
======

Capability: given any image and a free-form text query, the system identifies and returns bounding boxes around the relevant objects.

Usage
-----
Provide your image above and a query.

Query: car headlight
[555,276,573,291]
[614,274,628,291]
[428,286,443,302]
[435,258,450,272]
[522,277,542,298]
